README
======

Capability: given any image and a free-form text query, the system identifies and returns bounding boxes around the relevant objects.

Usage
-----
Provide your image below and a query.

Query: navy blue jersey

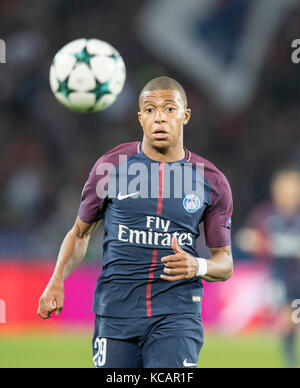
[78,142,233,317]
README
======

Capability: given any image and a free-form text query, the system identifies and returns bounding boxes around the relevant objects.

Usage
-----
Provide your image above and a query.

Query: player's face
[138,90,191,151]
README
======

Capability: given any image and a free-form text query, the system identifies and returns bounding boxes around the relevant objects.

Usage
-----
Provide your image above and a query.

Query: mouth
[152,128,169,140]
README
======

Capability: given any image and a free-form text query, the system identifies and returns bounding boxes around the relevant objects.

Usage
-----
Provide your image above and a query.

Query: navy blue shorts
[92,313,204,368]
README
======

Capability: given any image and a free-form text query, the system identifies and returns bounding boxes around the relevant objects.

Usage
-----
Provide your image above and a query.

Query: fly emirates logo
[118,216,193,247]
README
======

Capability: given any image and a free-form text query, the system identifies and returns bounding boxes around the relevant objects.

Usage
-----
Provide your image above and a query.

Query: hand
[160,237,199,282]
[37,279,64,319]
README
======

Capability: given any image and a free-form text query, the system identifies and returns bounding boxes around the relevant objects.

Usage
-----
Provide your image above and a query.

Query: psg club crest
[183,194,201,213]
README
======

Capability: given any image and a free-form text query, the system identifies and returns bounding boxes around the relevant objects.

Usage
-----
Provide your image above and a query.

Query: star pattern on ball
[50,39,126,112]
[73,47,96,65]
[110,53,118,61]
[92,81,110,101]
[57,79,73,98]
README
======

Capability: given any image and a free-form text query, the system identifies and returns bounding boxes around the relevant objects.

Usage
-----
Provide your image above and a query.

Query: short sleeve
[203,174,233,247]
[78,160,107,224]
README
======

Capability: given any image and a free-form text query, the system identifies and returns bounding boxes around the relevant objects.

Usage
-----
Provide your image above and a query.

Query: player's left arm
[161,237,233,282]
[200,245,233,282]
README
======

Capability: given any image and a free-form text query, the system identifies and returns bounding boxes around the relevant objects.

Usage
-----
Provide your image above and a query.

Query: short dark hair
[139,76,188,108]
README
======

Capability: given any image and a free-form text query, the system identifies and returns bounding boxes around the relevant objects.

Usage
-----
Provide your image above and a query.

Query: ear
[183,108,191,126]
[137,111,143,127]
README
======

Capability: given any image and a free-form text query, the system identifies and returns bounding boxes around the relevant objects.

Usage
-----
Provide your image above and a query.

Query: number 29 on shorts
[93,337,107,367]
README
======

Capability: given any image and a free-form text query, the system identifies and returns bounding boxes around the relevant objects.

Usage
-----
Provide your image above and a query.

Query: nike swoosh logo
[183,359,197,367]
[117,192,140,200]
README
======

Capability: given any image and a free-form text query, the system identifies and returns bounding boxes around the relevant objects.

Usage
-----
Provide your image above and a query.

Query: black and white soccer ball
[49,38,126,113]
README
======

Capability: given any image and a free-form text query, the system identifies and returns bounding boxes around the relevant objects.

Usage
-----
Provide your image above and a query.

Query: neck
[142,139,185,162]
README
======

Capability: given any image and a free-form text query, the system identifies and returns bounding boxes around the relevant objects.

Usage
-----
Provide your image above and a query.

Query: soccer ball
[49,38,126,113]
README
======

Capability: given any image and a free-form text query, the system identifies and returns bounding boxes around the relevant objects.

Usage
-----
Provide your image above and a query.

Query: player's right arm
[37,147,120,319]
[37,216,100,319]
[37,151,108,320]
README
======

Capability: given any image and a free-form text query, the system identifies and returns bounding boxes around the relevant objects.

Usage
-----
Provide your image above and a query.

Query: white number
[93,337,107,367]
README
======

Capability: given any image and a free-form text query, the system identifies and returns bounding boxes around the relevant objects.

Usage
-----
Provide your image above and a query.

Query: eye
[166,107,176,112]
[145,108,154,113]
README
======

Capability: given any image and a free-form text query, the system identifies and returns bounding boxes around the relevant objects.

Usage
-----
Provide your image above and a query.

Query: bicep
[78,158,108,225]
[73,216,102,239]
[203,179,233,247]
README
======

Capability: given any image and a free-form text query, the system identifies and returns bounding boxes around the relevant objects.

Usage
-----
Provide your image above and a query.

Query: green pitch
[0,330,293,368]
[198,332,285,368]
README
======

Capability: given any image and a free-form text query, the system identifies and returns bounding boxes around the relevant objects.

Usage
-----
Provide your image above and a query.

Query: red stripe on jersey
[146,162,165,317]
[146,249,158,317]
[156,162,165,214]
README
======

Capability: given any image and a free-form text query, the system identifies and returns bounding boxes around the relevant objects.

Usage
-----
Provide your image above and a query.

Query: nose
[154,109,166,123]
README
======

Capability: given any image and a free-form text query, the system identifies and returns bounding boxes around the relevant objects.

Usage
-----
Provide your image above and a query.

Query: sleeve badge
[224,217,232,230]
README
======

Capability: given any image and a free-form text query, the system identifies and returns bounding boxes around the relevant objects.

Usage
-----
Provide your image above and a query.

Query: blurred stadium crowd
[1,0,300,259]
